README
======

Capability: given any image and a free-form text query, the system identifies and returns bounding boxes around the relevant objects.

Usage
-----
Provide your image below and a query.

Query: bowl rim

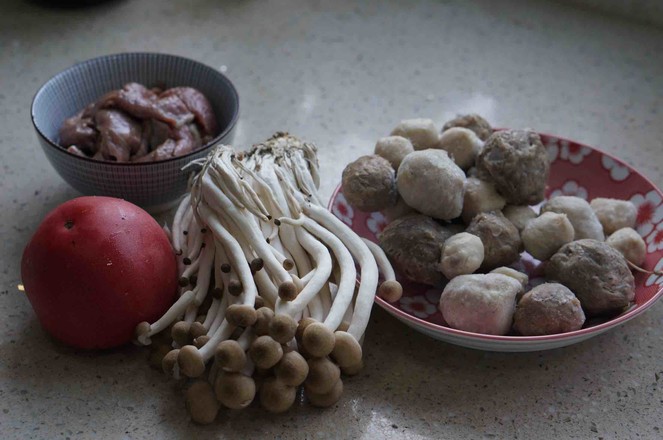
[30,51,240,167]
[328,130,663,344]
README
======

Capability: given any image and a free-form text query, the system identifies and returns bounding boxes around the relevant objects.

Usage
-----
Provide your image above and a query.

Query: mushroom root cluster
[134,133,401,423]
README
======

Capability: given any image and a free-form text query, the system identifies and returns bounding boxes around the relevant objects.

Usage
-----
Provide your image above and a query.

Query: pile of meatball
[341,115,645,336]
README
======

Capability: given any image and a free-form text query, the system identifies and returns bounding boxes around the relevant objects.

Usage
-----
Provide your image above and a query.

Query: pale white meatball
[374,136,414,170]
[541,196,604,241]
[436,127,483,170]
[521,212,575,260]
[590,198,637,235]
[490,267,529,290]
[606,227,646,266]
[503,205,537,231]
[439,273,522,335]
[461,177,506,223]
[439,233,484,279]
[390,118,439,150]
[397,149,466,220]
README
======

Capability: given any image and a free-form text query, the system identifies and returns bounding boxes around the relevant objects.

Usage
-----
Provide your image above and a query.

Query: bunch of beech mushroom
[342,114,657,338]
[134,133,402,423]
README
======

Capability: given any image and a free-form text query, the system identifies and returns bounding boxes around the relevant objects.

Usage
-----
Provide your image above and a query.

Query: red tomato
[21,196,177,349]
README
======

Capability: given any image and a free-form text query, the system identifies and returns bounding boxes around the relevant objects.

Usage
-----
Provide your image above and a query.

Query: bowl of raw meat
[31,52,239,209]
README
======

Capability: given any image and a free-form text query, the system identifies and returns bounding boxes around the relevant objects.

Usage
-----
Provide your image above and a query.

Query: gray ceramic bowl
[31,52,239,210]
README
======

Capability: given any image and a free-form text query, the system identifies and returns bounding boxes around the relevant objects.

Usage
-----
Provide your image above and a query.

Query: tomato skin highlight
[21,196,178,349]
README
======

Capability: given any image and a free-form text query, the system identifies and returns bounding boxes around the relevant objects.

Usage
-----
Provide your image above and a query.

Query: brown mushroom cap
[305,357,341,394]
[249,335,284,369]
[193,335,211,349]
[214,371,256,409]
[331,331,363,368]
[162,349,180,376]
[340,360,364,376]
[295,317,317,342]
[269,314,298,344]
[134,321,151,345]
[254,296,265,309]
[259,377,296,413]
[185,380,220,425]
[254,307,275,336]
[215,340,247,372]
[190,322,207,339]
[171,321,192,346]
[307,377,343,407]
[283,259,295,271]
[226,304,258,327]
[148,342,172,370]
[278,281,298,301]
[274,350,309,386]
[302,322,335,358]
[377,280,403,303]
[228,280,243,296]
[178,345,206,378]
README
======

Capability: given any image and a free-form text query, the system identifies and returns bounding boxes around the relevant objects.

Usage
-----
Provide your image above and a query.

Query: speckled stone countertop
[1,0,662,438]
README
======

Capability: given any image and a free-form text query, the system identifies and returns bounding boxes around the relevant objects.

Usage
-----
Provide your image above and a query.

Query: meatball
[545,239,635,317]
[503,205,537,231]
[461,177,506,223]
[341,155,398,212]
[514,283,585,336]
[439,273,522,335]
[521,212,575,261]
[439,232,484,279]
[397,149,466,220]
[589,198,637,235]
[442,113,493,141]
[374,136,414,170]
[476,130,549,205]
[379,214,454,285]
[436,127,483,170]
[541,196,604,241]
[466,211,522,270]
[606,227,646,266]
[390,118,439,150]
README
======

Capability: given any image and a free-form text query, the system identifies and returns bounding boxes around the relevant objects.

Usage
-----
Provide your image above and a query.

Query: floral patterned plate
[328,133,663,352]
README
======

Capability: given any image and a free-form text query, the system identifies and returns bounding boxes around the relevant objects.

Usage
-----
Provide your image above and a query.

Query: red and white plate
[329,132,663,352]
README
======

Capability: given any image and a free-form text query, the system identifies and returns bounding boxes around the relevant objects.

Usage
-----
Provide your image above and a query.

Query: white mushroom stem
[202,299,220,330]
[172,194,191,254]
[193,237,215,305]
[208,285,229,335]
[276,226,332,317]
[186,224,204,261]
[302,217,357,331]
[362,239,396,282]
[143,290,196,341]
[185,215,201,258]
[304,203,379,340]
[201,174,293,287]
[199,320,236,362]
[198,204,257,309]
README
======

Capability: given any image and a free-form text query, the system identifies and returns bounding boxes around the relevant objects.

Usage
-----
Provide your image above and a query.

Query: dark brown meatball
[514,283,585,336]
[442,114,493,141]
[466,211,522,270]
[475,130,549,205]
[342,155,398,212]
[545,239,635,317]
[379,214,453,285]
